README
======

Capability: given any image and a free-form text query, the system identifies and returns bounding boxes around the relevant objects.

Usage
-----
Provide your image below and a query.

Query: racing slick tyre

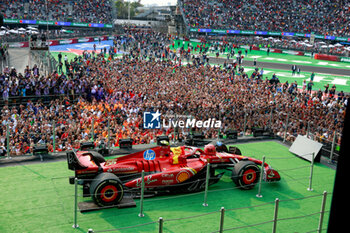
[228,146,242,155]
[90,173,124,207]
[232,161,260,190]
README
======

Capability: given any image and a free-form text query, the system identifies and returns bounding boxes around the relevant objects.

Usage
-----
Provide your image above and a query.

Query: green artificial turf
[0,141,335,233]
[50,51,350,93]
[233,66,350,93]
[49,41,350,93]
[171,39,350,70]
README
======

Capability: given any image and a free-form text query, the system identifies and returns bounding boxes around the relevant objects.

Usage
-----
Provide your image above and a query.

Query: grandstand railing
[178,1,191,34]
[0,43,10,73]
[2,30,113,43]
[30,49,58,75]
[0,93,83,108]
[0,107,342,165]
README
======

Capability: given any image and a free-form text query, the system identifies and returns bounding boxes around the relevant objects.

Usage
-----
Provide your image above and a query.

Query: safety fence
[52,152,330,232]
[0,43,9,73]
[0,93,84,108]
[3,30,113,43]
[0,105,341,167]
[30,49,57,75]
[0,151,332,232]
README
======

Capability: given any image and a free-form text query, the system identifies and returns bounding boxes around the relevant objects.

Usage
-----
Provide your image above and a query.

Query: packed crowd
[0,28,347,156]
[0,0,113,23]
[180,0,350,36]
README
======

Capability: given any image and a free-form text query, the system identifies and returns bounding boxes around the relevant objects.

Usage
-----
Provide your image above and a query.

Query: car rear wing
[67,150,87,170]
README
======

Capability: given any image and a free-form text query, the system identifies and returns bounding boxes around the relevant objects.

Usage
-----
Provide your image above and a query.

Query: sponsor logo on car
[162,180,174,184]
[176,170,190,183]
[143,149,156,160]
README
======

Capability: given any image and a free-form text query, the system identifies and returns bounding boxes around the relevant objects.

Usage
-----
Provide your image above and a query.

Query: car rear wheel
[232,161,260,190]
[90,173,124,207]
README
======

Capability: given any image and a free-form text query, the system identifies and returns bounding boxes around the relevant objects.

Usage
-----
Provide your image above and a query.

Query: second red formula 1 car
[67,143,280,206]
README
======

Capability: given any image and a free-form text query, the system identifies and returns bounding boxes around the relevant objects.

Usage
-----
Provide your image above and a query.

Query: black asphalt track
[209,57,350,76]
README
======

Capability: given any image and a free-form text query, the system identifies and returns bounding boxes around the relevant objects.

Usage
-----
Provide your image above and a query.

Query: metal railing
[72,161,329,233]
[0,106,342,164]
[2,30,114,43]
[0,44,10,73]
[30,49,58,75]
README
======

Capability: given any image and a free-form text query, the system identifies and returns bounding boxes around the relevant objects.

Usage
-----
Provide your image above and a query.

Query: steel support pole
[107,117,111,150]
[329,132,336,162]
[52,120,56,153]
[6,123,10,159]
[283,113,289,143]
[138,170,145,217]
[203,163,210,206]
[272,198,279,233]
[308,152,315,191]
[218,110,221,139]
[91,118,94,141]
[256,156,265,198]
[219,207,225,233]
[317,191,327,233]
[158,217,164,233]
[243,111,247,136]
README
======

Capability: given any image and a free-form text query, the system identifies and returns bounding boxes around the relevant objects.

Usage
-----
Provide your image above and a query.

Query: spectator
[0,27,346,156]
[307,81,314,93]
[180,0,350,36]
[0,0,113,24]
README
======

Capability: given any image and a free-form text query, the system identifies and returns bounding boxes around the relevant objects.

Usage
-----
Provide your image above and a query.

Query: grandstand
[179,0,350,36]
[1,0,113,24]
[0,0,348,232]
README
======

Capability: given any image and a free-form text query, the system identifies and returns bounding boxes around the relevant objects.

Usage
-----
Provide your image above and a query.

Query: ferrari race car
[67,143,280,207]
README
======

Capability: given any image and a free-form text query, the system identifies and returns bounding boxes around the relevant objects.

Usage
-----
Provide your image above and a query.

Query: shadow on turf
[74,171,315,232]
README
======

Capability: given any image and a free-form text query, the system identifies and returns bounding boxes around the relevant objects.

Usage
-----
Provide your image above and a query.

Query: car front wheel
[232,160,260,190]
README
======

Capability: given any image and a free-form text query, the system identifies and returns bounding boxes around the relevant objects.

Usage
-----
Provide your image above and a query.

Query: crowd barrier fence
[0,106,341,166]
[62,153,326,232]
[0,151,330,232]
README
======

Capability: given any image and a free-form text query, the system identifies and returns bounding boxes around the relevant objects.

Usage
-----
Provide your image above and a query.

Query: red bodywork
[69,145,280,188]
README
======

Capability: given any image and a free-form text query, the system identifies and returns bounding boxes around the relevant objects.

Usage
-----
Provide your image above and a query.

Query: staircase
[8,47,30,73]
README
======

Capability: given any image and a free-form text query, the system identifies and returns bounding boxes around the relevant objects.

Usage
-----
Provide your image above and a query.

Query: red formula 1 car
[67,144,280,207]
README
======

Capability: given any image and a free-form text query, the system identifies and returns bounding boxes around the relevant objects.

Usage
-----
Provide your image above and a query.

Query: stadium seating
[0,0,113,24]
[180,0,350,36]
